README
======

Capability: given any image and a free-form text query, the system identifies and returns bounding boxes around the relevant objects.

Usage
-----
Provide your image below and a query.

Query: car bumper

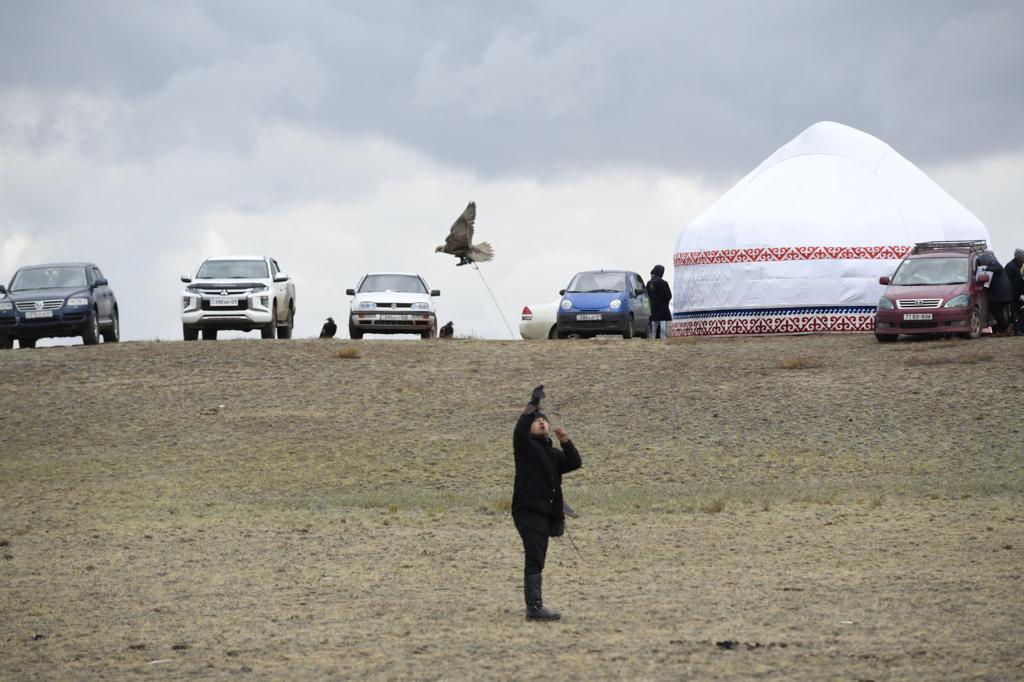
[874,308,972,334]
[0,310,91,338]
[350,311,435,334]
[182,304,273,331]
[557,311,629,334]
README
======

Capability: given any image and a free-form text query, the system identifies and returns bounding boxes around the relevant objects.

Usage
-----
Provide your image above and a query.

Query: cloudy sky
[1,0,1021,341]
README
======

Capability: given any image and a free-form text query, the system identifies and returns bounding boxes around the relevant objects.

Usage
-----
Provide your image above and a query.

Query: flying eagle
[435,201,494,266]
[319,317,337,339]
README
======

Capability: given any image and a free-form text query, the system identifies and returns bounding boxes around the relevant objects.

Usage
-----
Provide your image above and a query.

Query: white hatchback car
[346,272,440,339]
[519,299,560,339]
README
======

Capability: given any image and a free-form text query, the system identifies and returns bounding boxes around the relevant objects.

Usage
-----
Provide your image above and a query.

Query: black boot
[524,573,560,621]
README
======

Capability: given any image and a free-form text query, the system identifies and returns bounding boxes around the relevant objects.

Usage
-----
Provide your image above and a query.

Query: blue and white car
[555,269,651,339]
[0,262,119,349]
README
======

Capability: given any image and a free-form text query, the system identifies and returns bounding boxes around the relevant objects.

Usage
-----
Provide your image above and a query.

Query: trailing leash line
[471,262,518,340]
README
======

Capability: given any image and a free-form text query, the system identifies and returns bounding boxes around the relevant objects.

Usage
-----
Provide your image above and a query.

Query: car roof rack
[911,240,987,255]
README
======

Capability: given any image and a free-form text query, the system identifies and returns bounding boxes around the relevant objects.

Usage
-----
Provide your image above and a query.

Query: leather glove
[529,384,545,406]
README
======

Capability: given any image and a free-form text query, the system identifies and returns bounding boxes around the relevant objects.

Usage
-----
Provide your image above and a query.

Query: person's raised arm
[513,384,545,450]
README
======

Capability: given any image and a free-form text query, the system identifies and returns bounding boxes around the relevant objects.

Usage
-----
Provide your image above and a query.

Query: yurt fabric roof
[672,121,989,336]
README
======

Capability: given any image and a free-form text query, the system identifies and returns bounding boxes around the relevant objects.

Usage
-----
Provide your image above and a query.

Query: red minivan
[874,240,991,342]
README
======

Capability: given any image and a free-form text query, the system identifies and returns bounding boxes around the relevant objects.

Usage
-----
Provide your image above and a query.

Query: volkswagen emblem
[34,301,44,311]
[391,303,397,309]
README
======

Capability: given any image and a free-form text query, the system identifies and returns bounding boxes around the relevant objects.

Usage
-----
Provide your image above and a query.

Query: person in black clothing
[512,384,582,621]
[646,264,672,339]
[1006,249,1024,336]
[977,250,1013,333]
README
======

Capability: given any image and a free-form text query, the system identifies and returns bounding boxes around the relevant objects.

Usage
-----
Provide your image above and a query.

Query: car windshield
[197,260,269,279]
[891,257,968,286]
[359,274,427,293]
[566,272,626,293]
[10,266,88,291]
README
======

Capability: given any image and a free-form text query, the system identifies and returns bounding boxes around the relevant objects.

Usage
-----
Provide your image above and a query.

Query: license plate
[24,310,53,319]
[577,313,602,321]
[380,314,405,321]
[903,313,933,321]
[210,298,236,307]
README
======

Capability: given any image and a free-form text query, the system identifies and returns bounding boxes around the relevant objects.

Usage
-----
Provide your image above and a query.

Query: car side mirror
[180,273,192,283]
[878,276,891,285]
[273,273,289,282]
[93,278,109,288]
[345,288,356,296]
[0,284,6,294]
[559,289,566,296]
[976,272,990,284]
[431,289,441,297]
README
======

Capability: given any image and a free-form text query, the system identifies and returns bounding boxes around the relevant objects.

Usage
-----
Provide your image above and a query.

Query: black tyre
[18,338,37,348]
[874,333,898,343]
[548,325,557,339]
[262,305,276,339]
[349,322,363,340]
[277,304,294,339]
[183,325,199,341]
[622,316,634,339]
[82,310,100,345]
[102,308,120,342]
[202,328,218,340]
[0,335,12,349]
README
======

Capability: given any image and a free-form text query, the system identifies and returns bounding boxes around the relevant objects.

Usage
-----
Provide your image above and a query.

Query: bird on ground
[439,321,454,338]
[319,317,337,339]
[435,201,494,266]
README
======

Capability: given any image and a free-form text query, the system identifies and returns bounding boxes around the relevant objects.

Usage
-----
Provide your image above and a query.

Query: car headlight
[66,297,89,307]
[411,302,429,310]
[358,301,376,310]
[182,296,192,310]
[251,284,269,292]
[560,299,572,310]
[609,299,622,310]
[877,297,894,310]
[186,285,203,293]
[943,294,969,308]
[0,301,12,311]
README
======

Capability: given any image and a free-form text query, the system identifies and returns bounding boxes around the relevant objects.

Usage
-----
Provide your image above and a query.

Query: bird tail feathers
[470,242,494,262]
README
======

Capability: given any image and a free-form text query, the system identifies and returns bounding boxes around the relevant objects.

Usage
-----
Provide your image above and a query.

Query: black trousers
[513,511,549,576]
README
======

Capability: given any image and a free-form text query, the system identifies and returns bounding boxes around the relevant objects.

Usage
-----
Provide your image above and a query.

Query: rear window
[197,260,269,279]
[11,266,89,291]
[891,257,968,286]
[359,274,427,293]
[566,272,627,293]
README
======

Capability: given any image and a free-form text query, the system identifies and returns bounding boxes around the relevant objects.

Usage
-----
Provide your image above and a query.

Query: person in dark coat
[512,384,582,621]
[646,264,672,339]
[977,250,1013,332]
[1005,248,1024,335]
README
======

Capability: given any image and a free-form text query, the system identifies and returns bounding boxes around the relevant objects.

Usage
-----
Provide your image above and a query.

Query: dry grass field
[1,334,1022,680]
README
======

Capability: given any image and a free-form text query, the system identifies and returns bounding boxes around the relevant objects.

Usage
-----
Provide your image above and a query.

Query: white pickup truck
[180,255,296,340]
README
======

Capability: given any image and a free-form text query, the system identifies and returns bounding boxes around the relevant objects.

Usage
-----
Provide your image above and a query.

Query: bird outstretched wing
[444,202,476,252]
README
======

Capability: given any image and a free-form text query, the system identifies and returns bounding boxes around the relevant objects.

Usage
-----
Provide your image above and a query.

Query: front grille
[191,284,262,295]
[896,299,942,309]
[370,302,414,309]
[15,300,63,312]
[201,299,249,311]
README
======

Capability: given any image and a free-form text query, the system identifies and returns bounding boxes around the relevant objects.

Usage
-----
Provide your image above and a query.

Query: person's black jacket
[977,251,1012,303]
[1005,258,1024,304]
[646,276,673,321]
[512,405,581,522]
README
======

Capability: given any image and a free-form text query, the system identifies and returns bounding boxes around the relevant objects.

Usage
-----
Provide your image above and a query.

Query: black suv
[0,262,119,348]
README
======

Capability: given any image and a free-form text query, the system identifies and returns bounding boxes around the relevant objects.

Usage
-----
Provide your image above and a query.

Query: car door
[92,266,113,322]
[631,272,651,329]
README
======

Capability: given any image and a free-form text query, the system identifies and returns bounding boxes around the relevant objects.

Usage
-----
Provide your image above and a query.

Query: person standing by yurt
[646,264,672,339]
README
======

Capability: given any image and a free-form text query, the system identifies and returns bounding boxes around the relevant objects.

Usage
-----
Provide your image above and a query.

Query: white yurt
[672,121,990,336]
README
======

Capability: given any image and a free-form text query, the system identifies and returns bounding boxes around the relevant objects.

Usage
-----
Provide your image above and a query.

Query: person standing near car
[1005,248,1024,336]
[646,264,673,339]
[512,384,582,621]
[977,250,1013,333]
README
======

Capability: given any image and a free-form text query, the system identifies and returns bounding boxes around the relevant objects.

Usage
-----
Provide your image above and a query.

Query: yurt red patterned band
[673,245,912,266]
[671,306,876,336]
